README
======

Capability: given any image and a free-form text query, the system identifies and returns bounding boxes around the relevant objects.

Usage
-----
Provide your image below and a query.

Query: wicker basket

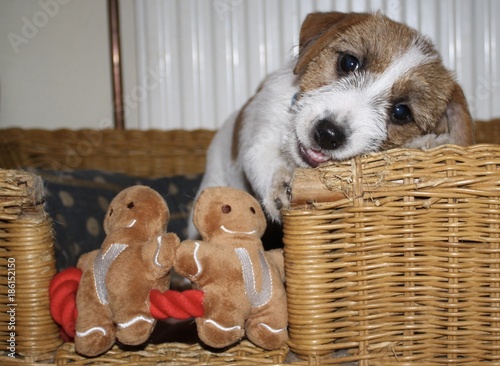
[0,128,215,177]
[1,125,500,365]
[0,170,62,364]
[53,340,288,366]
[284,144,500,365]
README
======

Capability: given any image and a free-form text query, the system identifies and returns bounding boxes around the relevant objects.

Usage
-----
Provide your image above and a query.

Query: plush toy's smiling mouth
[220,225,257,235]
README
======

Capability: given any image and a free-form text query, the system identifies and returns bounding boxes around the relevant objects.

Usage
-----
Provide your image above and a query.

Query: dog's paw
[262,168,294,221]
[404,133,455,149]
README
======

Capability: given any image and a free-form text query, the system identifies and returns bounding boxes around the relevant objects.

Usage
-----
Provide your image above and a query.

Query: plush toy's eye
[109,209,113,216]
[127,202,135,209]
[250,207,256,214]
[222,204,232,214]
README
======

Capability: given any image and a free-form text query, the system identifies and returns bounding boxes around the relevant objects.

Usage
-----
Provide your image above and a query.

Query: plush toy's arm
[143,233,180,269]
[76,249,99,271]
[174,240,204,281]
[264,249,286,283]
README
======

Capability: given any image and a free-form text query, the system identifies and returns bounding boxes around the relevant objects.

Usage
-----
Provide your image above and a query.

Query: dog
[188,11,474,239]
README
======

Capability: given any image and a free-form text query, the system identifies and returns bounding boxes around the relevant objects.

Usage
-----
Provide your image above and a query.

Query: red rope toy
[49,268,204,340]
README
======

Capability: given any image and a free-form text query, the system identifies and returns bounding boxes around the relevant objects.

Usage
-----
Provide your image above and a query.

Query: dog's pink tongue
[299,145,330,168]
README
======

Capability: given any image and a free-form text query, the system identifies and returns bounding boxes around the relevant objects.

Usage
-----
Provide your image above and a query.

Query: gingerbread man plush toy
[175,186,288,350]
[74,185,180,356]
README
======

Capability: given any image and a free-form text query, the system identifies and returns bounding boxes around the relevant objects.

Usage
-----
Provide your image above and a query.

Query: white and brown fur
[188,11,474,238]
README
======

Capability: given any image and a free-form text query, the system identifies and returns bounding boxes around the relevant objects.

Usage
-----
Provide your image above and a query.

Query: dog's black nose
[314,119,346,150]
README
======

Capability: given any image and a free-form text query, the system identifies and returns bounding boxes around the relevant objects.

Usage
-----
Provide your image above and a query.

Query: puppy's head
[287,12,474,168]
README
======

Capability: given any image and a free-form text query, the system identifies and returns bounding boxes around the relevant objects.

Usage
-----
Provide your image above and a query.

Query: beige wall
[0,0,138,130]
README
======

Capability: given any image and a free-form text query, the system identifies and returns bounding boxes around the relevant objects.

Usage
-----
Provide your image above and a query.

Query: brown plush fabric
[75,186,180,356]
[175,187,288,350]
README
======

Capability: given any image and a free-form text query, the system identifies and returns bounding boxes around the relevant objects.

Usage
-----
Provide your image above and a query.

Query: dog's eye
[391,103,412,124]
[338,54,360,74]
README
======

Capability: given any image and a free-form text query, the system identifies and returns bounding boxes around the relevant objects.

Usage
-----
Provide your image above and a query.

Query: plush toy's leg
[114,311,156,345]
[111,285,156,346]
[246,318,288,350]
[245,304,288,350]
[75,319,116,357]
[196,316,245,349]
[75,275,116,357]
[195,293,245,348]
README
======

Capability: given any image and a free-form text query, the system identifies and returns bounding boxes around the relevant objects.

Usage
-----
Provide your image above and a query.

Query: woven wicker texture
[0,128,215,177]
[284,144,500,365]
[0,170,62,363]
[53,340,288,365]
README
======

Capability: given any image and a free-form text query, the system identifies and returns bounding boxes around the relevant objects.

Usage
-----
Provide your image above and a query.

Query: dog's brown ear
[436,82,475,145]
[294,12,370,75]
